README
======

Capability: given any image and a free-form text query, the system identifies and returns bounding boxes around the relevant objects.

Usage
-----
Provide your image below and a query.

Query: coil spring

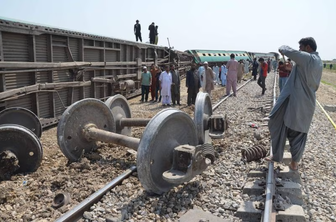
[241,145,268,162]
[201,143,215,164]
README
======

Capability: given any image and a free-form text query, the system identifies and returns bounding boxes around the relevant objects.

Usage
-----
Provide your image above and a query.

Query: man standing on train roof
[170,64,181,106]
[251,58,259,80]
[186,63,201,106]
[257,58,268,95]
[204,62,215,97]
[134,20,142,42]
[212,63,220,85]
[159,65,172,106]
[226,54,239,96]
[220,62,227,86]
[148,22,156,44]
[265,37,323,172]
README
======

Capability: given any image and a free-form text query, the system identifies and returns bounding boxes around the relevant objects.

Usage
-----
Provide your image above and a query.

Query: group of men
[140,64,180,106]
[134,20,158,44]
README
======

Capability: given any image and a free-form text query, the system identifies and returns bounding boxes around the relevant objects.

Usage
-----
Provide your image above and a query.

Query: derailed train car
[0,18,193,128]
[186,49,252,65]
[248,52,279,61]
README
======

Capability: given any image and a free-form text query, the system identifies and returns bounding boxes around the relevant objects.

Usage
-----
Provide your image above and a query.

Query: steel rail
[55,166,137,222]
[262,73,277,222]
[213,78,253,111]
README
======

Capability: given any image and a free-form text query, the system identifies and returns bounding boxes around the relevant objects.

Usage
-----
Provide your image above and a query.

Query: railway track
[1,71,336,222]
[236,74,305,222]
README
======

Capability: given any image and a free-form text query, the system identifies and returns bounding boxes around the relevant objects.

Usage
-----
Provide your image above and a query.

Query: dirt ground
[0,70,335,221]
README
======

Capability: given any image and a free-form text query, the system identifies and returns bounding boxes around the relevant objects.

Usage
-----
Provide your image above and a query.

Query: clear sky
[1,0,335,60]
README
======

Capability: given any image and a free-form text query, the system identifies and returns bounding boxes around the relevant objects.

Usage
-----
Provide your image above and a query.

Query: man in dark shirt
[148,22,156,44]
[186,63,200,106]
[134,20,142,42]
[252,58,259,80]
[170,64,181,105]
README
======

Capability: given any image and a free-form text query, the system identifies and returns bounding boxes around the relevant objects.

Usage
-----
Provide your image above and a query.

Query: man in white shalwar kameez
[197,63,205,91]
[244,60,249,75]
[266,37,322,172]
[159,65,172,106]
[212,64,220,85]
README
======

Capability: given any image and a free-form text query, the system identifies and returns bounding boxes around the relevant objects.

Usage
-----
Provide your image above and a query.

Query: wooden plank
[0,81,91,100]
[90,61,137,66]
[0,61,91,68]
[91,77,114,84]
[116,73,137,79]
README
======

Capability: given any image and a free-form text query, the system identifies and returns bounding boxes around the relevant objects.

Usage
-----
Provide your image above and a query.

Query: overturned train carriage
[0,18,193,128]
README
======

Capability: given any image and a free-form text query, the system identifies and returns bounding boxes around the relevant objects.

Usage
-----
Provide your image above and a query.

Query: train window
[243,53,246,56]
[235,54,238,56]
[214,54,217,56]
[203,53,206,56]
[208,53,211,56]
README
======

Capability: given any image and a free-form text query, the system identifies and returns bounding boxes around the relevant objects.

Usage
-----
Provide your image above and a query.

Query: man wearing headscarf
[266,37,322,172]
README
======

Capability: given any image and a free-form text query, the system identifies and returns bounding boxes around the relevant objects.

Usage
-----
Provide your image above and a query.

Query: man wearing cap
[204,62,214,96]
[140,66,151,102]
[134,20,142,42]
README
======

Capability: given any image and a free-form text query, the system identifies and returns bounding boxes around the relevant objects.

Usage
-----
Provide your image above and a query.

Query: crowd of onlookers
[139,55,297,107]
